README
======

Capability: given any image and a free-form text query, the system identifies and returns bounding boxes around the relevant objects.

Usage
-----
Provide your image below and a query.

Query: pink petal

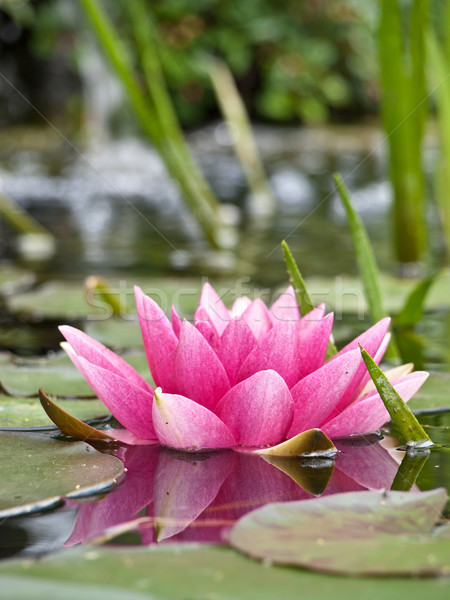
[66,351,156,440]
[240,298,273,340]
[287,348,362,437]
[152,450,233,540]
[171,305,182,338]
[152,389,236,451]
[59,326,151,393]
[334,317,391,357]
[270,286,300,322]
[230,296,252,318]
[297,312,334,379]
[195,311,219,347]
[215,370,294,447]
[134,286,178,391]
[173,320,230,411]
[297,305,326,336]
[237,321,301,388]
[322,372,429,439]
[215,318,257,386]
[331,318,392,413]
[194,282,230,336]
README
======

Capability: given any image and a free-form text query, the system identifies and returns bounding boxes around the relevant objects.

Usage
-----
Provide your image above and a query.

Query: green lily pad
[409,373,450,412]
[227,489,450,576]
[85,319,144,349]
[0,350,152,398]
[303,271,450,317]
[0,364,95,397]
[0,267,35,297]
[0,544,449,599]
[0,431,124,518]
[0,394,108,428]
[7,282,90,320]
[6,276,206,321]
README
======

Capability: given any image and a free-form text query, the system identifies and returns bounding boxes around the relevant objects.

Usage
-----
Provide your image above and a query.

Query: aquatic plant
[379,0,428,265]
[58,283,428,452]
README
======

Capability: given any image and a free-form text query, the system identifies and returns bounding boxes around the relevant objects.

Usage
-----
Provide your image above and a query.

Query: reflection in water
[66,438,402,547]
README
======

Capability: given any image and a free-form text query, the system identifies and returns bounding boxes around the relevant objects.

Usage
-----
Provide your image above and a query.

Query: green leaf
[394,274,437,327]
[282,240,337,357]
[253,429,336,458]
[281,240,314,315]
[333,173,399,359]
[227,488,449,576]
[0,394,107,428]
[360,346,431,446]
[1,543,450,598]
[0,431,124,518]
[333,173,386,323]
[38,388,115,443]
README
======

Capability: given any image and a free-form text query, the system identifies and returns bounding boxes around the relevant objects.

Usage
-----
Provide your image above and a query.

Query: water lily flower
[59,283,428,452]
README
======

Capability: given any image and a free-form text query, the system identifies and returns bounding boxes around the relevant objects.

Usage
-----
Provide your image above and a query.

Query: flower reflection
[66,438,403,546]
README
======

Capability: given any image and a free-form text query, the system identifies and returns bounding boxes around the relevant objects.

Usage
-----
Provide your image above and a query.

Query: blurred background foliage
[0,0,379,128]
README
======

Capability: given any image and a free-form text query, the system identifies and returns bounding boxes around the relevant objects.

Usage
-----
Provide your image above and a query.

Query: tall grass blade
[394,274,437,328]
[379,0,428,265]
[78,0,233,249]
[333,174,399,359]
[427,31,450,258]
[207,57,276,217]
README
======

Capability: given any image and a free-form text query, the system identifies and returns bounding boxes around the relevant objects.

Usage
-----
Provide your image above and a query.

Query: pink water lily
[59,283,428,452]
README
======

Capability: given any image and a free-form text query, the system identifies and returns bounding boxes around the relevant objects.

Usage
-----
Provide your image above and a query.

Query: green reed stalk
[78,0,233,249]
[207,57,276,217]
[334,174,400,359]
[379,0,428,266]
[0,190,53,237]
[427,31,450,260]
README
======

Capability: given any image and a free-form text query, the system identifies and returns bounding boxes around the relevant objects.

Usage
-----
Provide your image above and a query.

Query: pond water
[0,123,449,576]
[0,428,448,560]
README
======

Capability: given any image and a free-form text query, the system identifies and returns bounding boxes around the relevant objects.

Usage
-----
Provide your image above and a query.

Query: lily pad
[227,489,450,576]
[0,267,35,297]
[0,350,151,398]
[6,282,90,320]
[305,271,450,314]
[85,319,144,349]
[0,394,108,429]
[0,545,449,599]
[0,431,124,518]
[6,276,206,321]
[0,364,95,397]
[409,373,450,412]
